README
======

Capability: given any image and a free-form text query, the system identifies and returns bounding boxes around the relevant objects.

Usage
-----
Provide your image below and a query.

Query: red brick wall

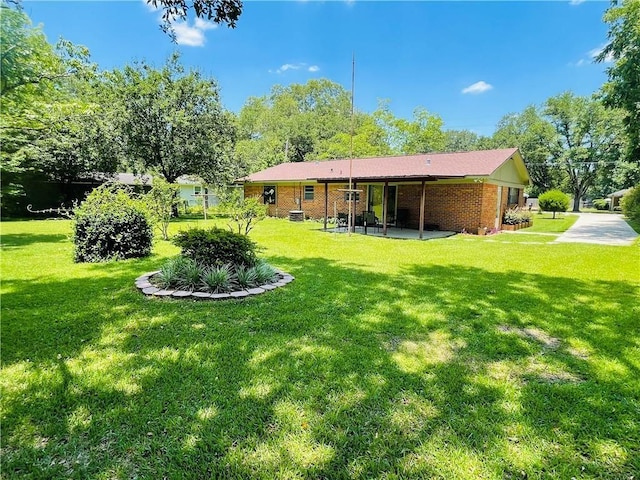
[397,183,489,232]
[244,183,362,219]
[246,182,522,232]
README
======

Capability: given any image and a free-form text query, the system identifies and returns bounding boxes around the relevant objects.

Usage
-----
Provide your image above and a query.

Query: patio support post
[383,182,389,236]
[323,182,328,231]
[352,182,357,232]
[419,180,426,240]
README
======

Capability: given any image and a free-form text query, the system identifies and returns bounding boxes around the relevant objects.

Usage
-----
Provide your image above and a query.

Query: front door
[368,185,397,224]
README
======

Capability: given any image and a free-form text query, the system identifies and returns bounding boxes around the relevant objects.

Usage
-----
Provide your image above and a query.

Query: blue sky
[24,1,612,136]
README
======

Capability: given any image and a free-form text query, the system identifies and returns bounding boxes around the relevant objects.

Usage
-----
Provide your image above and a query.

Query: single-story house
[239,147,530,235]
[607,188,631,211]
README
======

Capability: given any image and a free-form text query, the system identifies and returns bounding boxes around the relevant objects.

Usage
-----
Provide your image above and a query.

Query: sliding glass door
[368,185,397,225]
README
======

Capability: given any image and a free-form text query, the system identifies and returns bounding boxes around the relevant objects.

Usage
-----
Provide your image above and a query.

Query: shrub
[73,183,152,263]
[621,185,640,222]
[538,190,570,219]
[502,207,532,225]
[592,198,610,211]
[173,227,258,268]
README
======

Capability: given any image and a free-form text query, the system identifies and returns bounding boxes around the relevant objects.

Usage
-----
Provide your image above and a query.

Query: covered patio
[324,225,457,240]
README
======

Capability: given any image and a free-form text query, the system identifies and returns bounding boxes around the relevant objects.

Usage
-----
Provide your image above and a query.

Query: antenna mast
[348,54,355,235]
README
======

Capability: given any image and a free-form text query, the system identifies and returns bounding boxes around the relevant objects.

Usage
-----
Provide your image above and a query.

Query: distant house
[114,173,219,208]
[607,188,631,211]
[239,148,530,235]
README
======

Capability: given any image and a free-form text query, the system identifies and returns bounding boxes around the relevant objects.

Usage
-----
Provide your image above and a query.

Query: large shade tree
[0,2,107,212]
[544,92,625,211]
[597,0,640,181]
[106,53,236,187]
[491,106,561,196]
[235,79,353,173]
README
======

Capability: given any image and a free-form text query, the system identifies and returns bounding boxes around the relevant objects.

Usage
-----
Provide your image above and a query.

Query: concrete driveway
[555,213,638,246]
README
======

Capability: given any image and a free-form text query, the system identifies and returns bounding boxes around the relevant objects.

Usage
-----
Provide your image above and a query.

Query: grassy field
[2,218,639,479]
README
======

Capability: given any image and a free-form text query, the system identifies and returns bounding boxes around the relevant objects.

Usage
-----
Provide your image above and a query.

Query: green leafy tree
[145,177,180,240]
[538,189,570,219]
[491,106,561,196]
[544,92,625,211]
[443,129,481,152]
[374,101,445,154]
[598,0,640,178]
[235,79,353,172]
[219,188,266,235]
[316,114,391,159]
[0,3,101,213]
[148,0,243,40]
[106,53,236,187]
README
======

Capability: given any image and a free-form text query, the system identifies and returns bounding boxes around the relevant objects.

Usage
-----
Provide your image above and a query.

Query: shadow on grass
[2,255,639,478]
[0,233,70,250]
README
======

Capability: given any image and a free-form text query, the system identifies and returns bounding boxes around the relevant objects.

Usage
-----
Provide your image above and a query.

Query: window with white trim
[304,185,314,201]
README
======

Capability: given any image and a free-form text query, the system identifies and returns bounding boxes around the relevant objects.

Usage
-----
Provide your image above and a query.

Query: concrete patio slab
[323,226,456,240]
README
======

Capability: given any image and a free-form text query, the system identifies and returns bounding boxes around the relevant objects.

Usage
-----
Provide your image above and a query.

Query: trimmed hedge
[538,190,569,218]
[173,227,258,268]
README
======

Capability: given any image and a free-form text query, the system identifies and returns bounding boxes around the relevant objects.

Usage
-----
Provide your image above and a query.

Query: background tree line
[2,0,638,216]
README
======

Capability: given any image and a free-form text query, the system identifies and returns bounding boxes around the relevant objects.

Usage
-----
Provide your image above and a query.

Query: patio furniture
[363,211,380,233]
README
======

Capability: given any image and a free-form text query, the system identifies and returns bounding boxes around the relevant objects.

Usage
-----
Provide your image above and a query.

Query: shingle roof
[241,148,521,183]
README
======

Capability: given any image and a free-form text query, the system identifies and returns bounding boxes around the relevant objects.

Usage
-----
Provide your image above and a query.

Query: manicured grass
[523,213,579,233]
[2,218,639,479]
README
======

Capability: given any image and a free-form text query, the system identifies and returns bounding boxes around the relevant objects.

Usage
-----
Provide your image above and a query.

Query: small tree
[621,185,640,223]
[145,177,180,240]
[219,188,267,235]
[538,189,570,219]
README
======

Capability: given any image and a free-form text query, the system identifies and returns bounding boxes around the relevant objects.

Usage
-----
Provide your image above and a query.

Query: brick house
[240,148,530,236]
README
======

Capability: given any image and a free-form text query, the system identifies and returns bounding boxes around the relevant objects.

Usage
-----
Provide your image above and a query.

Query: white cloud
[461,81,493,95]
[589,45,614,63]
[569,0,585,5]
[173,22,208,46]
[269,62,318,74]
[194,17,217,31]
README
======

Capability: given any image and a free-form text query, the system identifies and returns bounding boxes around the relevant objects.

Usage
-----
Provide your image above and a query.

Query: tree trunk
[572,192,581,212]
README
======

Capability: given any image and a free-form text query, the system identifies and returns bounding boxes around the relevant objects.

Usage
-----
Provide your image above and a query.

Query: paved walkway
[554,213,638,246]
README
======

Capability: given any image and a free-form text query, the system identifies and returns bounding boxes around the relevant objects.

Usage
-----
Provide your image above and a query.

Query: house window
[263,185,276,204]
[194,186,201,195]
[304,185,314,201]
[508,187,519,205]
[344,191,360,202]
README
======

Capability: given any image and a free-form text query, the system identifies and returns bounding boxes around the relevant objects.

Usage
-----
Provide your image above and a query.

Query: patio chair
[336,212,348,230]
[363,211,380,233]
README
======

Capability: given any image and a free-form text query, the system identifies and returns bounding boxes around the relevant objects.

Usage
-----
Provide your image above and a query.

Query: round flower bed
[135,268,294,300]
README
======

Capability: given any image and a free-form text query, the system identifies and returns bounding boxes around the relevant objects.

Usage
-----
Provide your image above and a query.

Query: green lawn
[2,218,639,479]
[523,213,579,233]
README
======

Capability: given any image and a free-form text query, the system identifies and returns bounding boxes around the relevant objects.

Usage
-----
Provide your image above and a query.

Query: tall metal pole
[348,54,355,235]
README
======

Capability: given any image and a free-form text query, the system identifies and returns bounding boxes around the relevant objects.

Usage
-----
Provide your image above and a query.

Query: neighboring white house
[115,173,220,208]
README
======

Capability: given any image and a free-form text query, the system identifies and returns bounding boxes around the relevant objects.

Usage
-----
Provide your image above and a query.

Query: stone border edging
[135,270,294,300]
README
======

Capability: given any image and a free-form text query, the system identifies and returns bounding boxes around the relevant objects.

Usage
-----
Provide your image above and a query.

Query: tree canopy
[598,0,640,174]
[105,53,236,186]
[148,0,242,40]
